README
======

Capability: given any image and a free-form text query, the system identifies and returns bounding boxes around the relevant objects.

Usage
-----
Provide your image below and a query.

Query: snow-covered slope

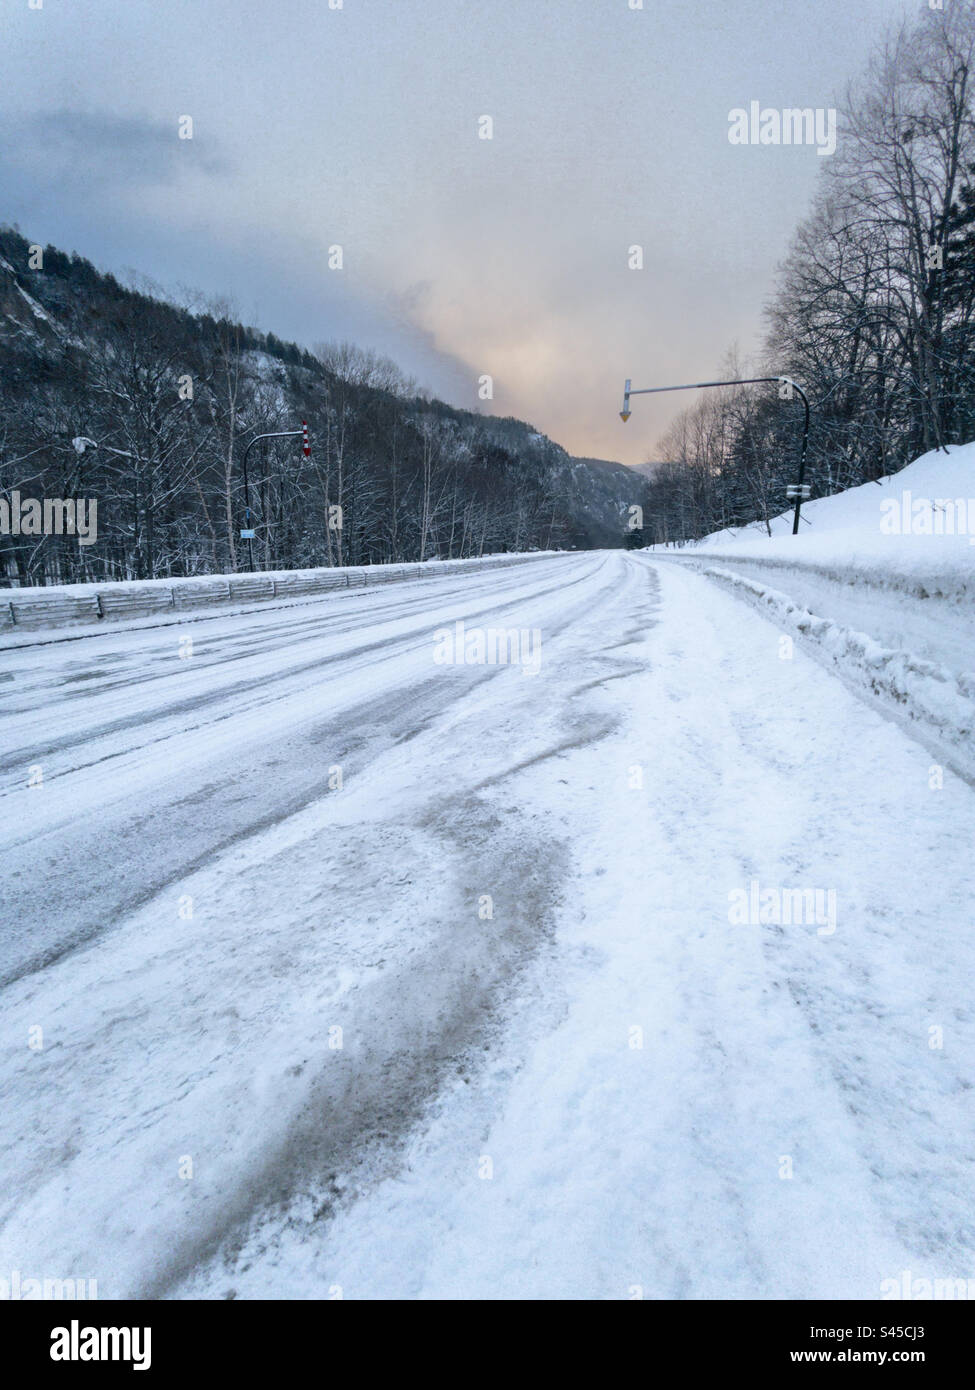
[671,443,975,606]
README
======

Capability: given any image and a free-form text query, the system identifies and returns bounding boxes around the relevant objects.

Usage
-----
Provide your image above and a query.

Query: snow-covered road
[2,552,973,1299]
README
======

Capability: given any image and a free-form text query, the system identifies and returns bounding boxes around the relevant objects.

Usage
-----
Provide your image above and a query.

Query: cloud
[2,110,230,193]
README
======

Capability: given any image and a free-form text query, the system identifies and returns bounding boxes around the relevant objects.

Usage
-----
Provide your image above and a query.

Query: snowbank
[659,442,975,606]
[655,445,975,766]
[700,564,975,763]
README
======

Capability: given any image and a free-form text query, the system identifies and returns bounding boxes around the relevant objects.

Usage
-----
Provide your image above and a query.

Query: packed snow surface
[1,549,973,1299]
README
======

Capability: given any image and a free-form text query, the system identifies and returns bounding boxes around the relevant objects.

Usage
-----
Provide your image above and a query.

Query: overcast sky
[2,0,914,465]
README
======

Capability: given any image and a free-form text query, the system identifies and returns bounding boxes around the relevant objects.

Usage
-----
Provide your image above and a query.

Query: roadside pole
[239,423,310,571]
[620,376,811,533]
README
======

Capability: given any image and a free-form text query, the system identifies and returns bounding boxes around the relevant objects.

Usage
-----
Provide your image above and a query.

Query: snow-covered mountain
[0,228,650,584]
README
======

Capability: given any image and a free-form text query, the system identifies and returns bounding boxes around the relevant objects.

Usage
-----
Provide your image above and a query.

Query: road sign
[786,484,811,500]
[240,528,256,539]
[302,421,310,458]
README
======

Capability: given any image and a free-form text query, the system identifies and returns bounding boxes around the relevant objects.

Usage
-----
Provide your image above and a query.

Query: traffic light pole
[239,423,310,571]
[620,376,811,534]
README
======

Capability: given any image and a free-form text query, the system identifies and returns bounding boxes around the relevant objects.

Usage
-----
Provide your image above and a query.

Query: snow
[0,253,52,326]
[651,444,975,731]
[2,549,974,1299]
[671,442,975,598]
[655,445,975,660]
[0,550,560,643]
[691,565,975,781]
[3,549,558,606]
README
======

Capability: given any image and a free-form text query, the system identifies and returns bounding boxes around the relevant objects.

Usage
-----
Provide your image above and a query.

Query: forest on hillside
[644,2,975,544]
[0,230,646,586]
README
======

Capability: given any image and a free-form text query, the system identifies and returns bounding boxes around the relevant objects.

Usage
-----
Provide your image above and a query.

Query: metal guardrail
[0,553,559,632]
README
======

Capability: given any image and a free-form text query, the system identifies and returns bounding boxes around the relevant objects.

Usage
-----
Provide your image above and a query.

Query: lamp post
[620,376,811,534]
[239,422,310,571]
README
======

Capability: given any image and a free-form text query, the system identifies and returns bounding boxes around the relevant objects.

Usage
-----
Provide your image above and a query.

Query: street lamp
[239,422,311,571]
[620,375,811,535]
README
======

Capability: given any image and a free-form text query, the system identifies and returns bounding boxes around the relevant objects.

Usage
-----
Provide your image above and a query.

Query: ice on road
[1,552,973,1299]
